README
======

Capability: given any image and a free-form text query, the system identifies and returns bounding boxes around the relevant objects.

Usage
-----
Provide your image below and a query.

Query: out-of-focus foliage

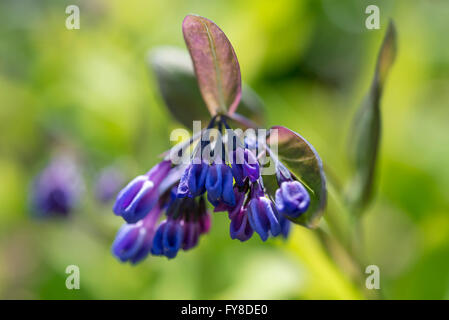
[0,0,448,299]
[347,22,397,213]
[149,46,265,128]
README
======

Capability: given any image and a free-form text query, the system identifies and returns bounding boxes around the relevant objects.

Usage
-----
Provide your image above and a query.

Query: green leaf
[182,14,242,116]
[264,125,327,228]
[149,46,209,128]
[347,21,397,212]
[149,46,264,128]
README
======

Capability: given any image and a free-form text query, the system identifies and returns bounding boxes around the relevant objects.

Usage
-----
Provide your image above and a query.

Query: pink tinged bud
[182,221,200,250]
[198,196,211,234]
[230,208,253,242]
[199,212,211,234]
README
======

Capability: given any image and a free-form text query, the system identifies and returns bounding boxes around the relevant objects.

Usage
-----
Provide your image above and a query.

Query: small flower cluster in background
[30,156,84,218]
[30,157,125,218]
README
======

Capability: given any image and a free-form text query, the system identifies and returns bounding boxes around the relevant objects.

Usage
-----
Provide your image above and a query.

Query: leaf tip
[376,19,398,87]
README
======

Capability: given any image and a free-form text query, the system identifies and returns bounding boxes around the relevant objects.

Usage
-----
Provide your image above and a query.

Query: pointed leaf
[264,126,327,228]
[149,47,263,128]
[182,15,242,116]
[347,21,397,212]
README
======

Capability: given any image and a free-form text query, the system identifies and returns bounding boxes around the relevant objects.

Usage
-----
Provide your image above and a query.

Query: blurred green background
[1,0,449,299]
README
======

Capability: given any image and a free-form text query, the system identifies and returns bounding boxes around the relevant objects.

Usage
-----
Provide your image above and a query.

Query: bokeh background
[1,0,448,299]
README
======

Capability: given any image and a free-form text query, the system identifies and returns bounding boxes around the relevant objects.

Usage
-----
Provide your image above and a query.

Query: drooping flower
[147,194,210,259]
[151,219,184,259]
[275,180,310,218]
[247,183,281,241]
[230,207,254,242]
[112,206,162,264]
[113,160,171,223]
[177,161,208,198]
[205,163,235,207]
[30,156,84,218]
[231,148,260,186]
[182,220,200,250]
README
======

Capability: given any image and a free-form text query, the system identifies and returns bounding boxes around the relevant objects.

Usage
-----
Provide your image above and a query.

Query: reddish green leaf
[149,47,263,128]
[265,126,327,228]
[182,15,241,116]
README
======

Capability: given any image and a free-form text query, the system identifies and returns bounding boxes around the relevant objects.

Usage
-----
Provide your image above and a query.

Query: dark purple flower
[112,206,161,264]
[199,213,211,234]
[95,166,125,203]
[214,186,246,219]
[30,156,84,218]
[177,161,208,198]
[230,207,254,241]
[205,163,235,207]
[182,220,200,250]
[231,148,260,186]
[198,197,211,234]
[113,160,171,223]
[247,195,281,241]
[151,219,184,259]
[275,181,310,218]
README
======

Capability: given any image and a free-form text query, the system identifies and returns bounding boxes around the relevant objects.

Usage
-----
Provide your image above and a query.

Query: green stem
[323,177,386,300]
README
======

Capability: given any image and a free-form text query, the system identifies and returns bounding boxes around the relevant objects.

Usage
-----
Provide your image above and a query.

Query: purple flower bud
[231,148,260,186]
[151,219,184,259]
[113,160,171,224]
[205,163,235,207]
[278,214,291,239]
[112,207,161,264]
[199,213,211,234]
[214,186,245,220]
[177,161,208,198]
[30,156,84,218]
[182,220,200,250]
[230,207,253,242]
[247,196,281,241]
[198,197,211,234]
[275,181,310,218]
[112,224,146,262]
[95,166,124,203]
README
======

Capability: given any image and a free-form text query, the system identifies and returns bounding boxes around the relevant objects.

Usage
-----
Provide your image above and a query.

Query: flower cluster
[111,116,311,263]
[112,160,211,262]
[110,15,314,263]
